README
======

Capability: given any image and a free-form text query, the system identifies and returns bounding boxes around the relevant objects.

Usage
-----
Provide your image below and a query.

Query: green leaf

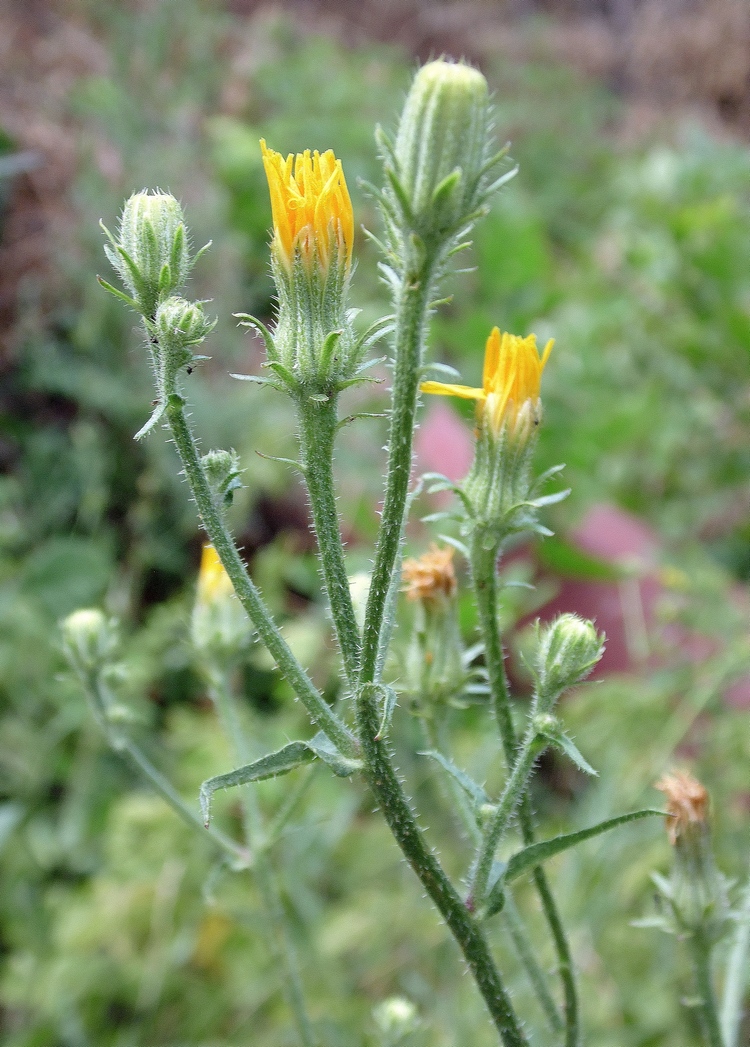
[548,730,598,776]
[420,750,489,811]
[200,742,316,825]
[374,685,398,741]
[505,809,663,885]
[305,731,363,778]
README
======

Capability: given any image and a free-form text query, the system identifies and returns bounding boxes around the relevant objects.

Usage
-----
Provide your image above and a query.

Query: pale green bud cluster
[201,448,243,508]
[373,996,420,1045]
[533,614,604,705]
[61,608,118,676]
[102,190,193,319]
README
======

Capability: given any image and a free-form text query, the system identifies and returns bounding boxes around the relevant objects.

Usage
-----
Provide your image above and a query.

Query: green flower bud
[373,996,420,1044]
[155,295,215,353]
[534,614,604,704]
[201,448,243,507]
[61,608,118,674]
[393,59,490,237]
[102,190,190,318]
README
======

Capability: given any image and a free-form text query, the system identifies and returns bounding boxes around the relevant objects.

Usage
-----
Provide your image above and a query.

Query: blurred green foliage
[1,5,749,1046]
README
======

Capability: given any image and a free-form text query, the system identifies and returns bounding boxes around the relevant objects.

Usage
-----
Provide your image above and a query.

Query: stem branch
[165,395,356,758]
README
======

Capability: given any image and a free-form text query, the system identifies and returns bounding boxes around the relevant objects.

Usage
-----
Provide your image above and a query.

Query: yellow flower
[421,327,553,436]
[260,139,354,274]
[196,544,235,606]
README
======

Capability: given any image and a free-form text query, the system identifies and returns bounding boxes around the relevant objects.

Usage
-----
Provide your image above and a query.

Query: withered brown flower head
[655,770,709,846]
[402,544,457,603]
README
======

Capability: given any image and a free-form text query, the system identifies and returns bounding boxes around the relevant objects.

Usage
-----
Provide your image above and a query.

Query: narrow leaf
[305,732,362,777]
[200,742,315,825]
[374,685,398,741]
[420,750,489,810]
[504,809,663,885]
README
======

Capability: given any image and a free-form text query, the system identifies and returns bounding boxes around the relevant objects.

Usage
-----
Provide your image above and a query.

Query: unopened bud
[201,449,243,507]
[394,59,489,236]
[192,545,252,661]
[535,614,604,704]
[103,190,190,318]
[654,771,728,935]
[373,996,420,1043]
[61,608,118,674]
[156,296,215,351]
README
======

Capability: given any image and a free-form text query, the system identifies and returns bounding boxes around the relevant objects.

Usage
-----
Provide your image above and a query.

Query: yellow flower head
[421,327,554,437]
[260,139,354,275]
[196,544,235,606]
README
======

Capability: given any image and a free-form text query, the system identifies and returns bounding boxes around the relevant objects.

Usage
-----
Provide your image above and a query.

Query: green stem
[360,255,434,685]
[690,928,724,1047]
[209,671,317,1047]
[355,685,527,1047]
[469,724,542,907]
[721,868,750,1047]
[296,394,361,688]
[420,714,480,845]
[502,891,564,1034]
[470,533,581,1047]
[165,394,356,758]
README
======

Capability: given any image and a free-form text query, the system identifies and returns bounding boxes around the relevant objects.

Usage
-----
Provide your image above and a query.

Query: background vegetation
[1,1,749,1044]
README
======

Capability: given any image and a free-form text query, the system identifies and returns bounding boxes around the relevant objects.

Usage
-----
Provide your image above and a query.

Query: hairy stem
[355,684,528,1046]
[468,724,543,907]
[165,394,356,758]
[210,671,317,1047]
[83,670,246,863]
[470,533,581,1047]
[689,928,724,1047]
[297,394,361,688]
[502,891,564,1034]
[360,254,434,684]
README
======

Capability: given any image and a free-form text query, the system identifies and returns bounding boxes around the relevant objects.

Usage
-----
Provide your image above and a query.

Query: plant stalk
[209,671,317,1047]
[721,868,750,1047]
[470,533,581,1047]
[296,393,361,689]
[165,394,356,758]
[690,928,724,1047]
[468,723,543,908]
[355,684,528,1046]
[359,254,433,685]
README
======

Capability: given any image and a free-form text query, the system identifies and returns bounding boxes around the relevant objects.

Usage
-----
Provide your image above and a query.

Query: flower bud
[103,190,190,318]
[191,545,252,662]
[201,449,243,508]
[393,59,490,237]
[259,141,359,389]
[373,996,420,1044]
[155,296,215,353]
[654,771,729,936]
[61,608,118,675]
[534,614,604,705]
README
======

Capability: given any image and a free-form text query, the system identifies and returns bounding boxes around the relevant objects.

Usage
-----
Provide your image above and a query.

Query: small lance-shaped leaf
[483,809,663,919]
[538,722,598,777]
[420,750,490,815]
[374,685,398,741]
[200,735,362,825]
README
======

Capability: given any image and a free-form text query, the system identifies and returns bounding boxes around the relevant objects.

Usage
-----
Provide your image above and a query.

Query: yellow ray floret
[260,139,354,274]
[421,327,553,435]
[196,544,235,606]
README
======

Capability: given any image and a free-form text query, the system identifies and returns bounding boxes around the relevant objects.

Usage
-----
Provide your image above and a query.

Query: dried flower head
[260,139,354,274]
[655,770,709,846]
[402,544,457,602]
[421,327,553,438]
